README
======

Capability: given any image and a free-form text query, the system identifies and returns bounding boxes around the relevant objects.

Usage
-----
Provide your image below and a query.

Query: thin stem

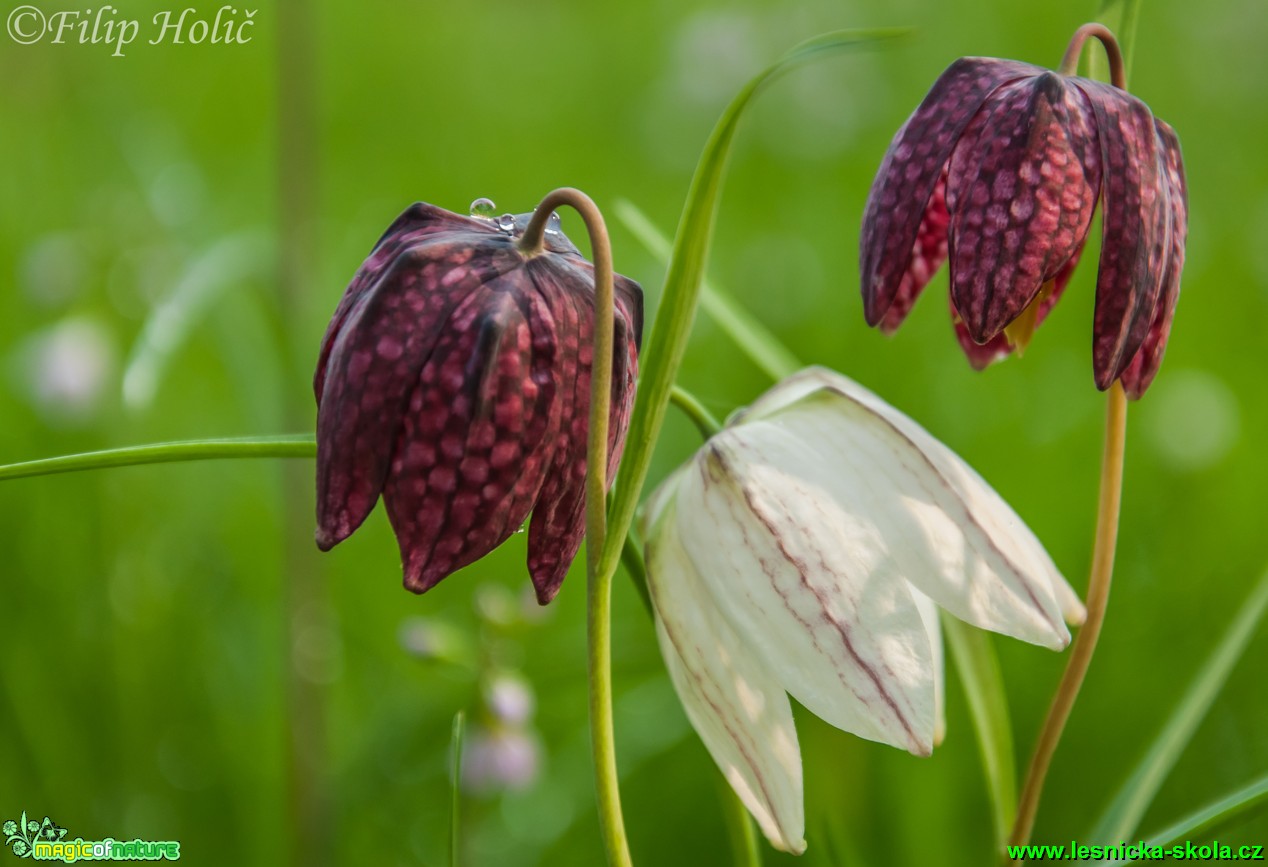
[1058,23,1125,86]
[669,384,722,438]
[521,188,633,867]
[620,531,654,619]
[0,436,316,482]
[1008,383,1128,856]
[450,710,466,867]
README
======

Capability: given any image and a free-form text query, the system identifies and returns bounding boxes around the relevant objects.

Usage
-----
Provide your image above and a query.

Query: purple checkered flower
[860,39,1187,397]
[314,201,643,603]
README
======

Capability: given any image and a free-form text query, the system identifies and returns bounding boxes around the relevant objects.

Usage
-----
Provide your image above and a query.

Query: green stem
[669,385,722,438]
[717,771,763,867]
[521,189,632,867]
[450,710,466,867]
[620,531,654,618]
[0,436,316,481]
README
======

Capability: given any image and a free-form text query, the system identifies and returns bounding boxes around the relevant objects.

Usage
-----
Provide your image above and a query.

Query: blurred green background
[2,0,1265,864]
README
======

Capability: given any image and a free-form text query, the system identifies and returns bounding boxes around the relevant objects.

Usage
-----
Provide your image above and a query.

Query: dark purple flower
[860,55,1187,397]
[314,201,643,604]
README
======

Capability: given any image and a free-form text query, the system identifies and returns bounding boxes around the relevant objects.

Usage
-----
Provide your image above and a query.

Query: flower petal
[861,58,1038,326]
[878,172,950,334]
[1119,119,1187,399]
[645,488,806,854]
[676,423,938,756]
[524,255,642,603]
[382,277,562,593]
[951,252,1077,370]
[314,204,499,401]
[946,73,1101,343]
[1075,79,1170,389]
[745,367,1080,647]
[909,588,946,746]
[314,239,521,549]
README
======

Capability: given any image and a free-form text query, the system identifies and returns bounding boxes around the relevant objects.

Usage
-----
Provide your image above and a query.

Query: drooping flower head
[314,199,643,604]
[860,25,1187,397]
[642,367,1084,853]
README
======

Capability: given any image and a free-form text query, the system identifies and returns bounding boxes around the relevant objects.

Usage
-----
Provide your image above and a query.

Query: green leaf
[1091,570,1268,844]
[613,199,800,382]
[942,613,1017,852]
[599,25,905,603]
[1100,774,1268,866]
[716,769,763,867]
[450,710,466,867]
[0,435,315,482]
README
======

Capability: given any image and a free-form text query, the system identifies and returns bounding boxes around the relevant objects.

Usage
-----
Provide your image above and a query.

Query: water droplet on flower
[546,212,562,235]
[497,214,516,233]
[469,198,497,219]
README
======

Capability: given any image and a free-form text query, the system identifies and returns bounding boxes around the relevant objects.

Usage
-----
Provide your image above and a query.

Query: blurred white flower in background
[10,316,117,426]
[641,367,1085,853]
[463,673,542,795]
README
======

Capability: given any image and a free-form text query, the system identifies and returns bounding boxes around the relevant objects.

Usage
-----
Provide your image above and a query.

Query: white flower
[641,367,1084,854]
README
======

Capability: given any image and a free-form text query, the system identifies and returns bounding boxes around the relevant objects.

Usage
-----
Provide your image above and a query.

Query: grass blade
[1101,774,1268,865]
[122,232,269,409]
[1091,570,1268,844]
[450,710,466,867]
[942,613,1017,852]
[613,199,800,381]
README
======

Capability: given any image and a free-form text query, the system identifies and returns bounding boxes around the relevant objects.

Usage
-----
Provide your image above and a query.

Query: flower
[314,200,643,603]
[2,820,16,836]
[859,50,1187,397]
[641,367,1084,853]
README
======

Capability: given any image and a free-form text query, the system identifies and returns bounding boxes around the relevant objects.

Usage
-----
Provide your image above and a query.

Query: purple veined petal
[861,57,1038,326]
[523,255,642,603]
[314,240,522,551]
[1120,119,1188,398]
[954,318,1014,370]
[951,245,1083,369]
[1075,78,1170,389]
[644,489,806,854]
[946,73,1101,343]
[315,204,500,401]
[382,275,562,593]
[879,171,950,334]
[740,367,1079,648]
[679,426,938,756]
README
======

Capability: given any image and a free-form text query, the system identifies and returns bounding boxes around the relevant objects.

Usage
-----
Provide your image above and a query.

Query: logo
[3,813,180,862]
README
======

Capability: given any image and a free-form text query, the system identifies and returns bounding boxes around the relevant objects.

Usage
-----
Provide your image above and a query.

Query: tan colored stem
[1008,383,1128,858]
[1058,23,1126,87]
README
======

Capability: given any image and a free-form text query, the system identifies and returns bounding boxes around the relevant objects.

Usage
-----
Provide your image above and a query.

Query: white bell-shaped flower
[641,367,1084,854]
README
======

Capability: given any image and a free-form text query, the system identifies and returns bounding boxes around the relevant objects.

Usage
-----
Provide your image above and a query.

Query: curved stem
[669,384,722,438]
[0,435,315,481]
[1008,383,1127,856]
[1058,23,1125,86]
[521,188,632,867]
